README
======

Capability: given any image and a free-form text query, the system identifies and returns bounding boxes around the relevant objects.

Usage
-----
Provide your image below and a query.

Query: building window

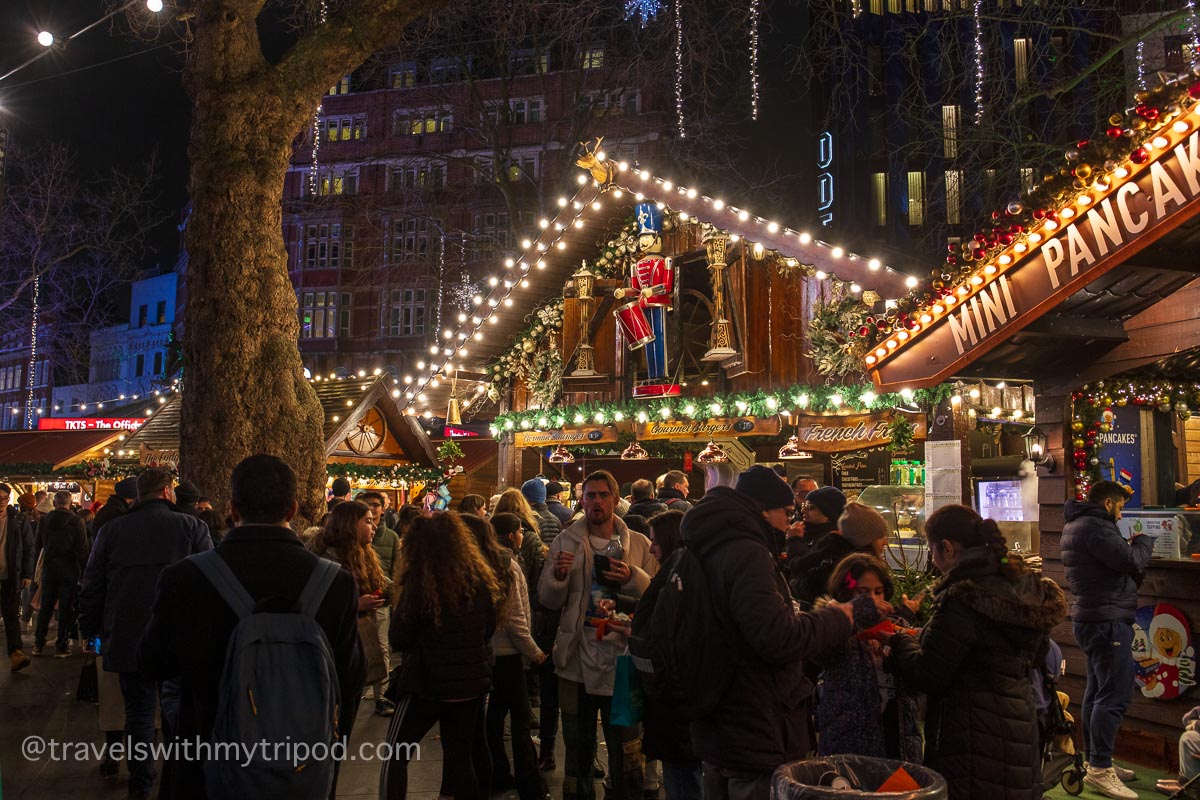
[945,170,962,225]
[135,354,145,377]
[311,168,359,196]
[580,90,640,116]
[320,115,366,142]
[942,105,960,159]
[869,0,883,14]
[387,288,427,336]
[871,173,888,227]
[391,218,437,262]
[1013,38,1031,88]
[328,75,351,95]
[868,47,883,96]
[137,305,148,328]
[1164,36,1197,71]
[395,109,452,135]
[581,46,605,69]
[391,161,447,190]
[428,58,466,84]
[155,301,166,325]
[390,63,418,88]
[510,49,549,75]
[153,352,163,376]
[1020,167,1035,193]
[300,291,348,339]
[907,171,926,226]
[304,224,353,269]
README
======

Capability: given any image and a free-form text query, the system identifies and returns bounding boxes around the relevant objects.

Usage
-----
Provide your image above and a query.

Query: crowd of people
[0,461,1196,800]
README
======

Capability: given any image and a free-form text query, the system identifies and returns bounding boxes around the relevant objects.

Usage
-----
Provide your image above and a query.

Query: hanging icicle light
[674,0,686,138]
[972,0,984,124]
[749,0,761,121]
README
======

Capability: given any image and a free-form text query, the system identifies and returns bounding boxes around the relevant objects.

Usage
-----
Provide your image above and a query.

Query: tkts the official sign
[872,129,1200,391]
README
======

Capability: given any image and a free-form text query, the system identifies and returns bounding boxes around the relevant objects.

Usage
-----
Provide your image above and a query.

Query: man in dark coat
[33,490,89,656]
[91,477,138,538]
[545,481,574,526]
[138,455,364,800]
[789,500,888,609]
[522,477,563,546]
[657,471,693,512]
[627,479,668,520]
[79,469,212,800]
[0,483,36,672]
[1062,480,1151,799]
[683,468,862,800]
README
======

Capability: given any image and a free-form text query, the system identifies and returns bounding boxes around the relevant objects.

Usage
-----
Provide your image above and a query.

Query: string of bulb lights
[0,0,166,86]
[46,384,180,417]
[395,153,915,419]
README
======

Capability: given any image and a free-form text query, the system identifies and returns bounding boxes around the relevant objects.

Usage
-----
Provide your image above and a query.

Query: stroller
[1035,639,1086,797]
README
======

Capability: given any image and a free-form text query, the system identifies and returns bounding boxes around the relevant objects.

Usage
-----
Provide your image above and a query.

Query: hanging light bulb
[778,435,813,460]
[620,441,650,461]
[696,440,729,463]
[547,445,576,464]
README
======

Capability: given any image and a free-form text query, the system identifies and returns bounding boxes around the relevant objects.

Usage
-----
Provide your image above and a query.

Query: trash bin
[772,755,947,799]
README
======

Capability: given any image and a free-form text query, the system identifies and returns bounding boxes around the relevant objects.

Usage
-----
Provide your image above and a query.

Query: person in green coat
[359,491,401,716]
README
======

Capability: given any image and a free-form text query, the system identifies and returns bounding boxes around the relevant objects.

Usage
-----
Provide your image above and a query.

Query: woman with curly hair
[308,501,390,713]
[382,512,504,800]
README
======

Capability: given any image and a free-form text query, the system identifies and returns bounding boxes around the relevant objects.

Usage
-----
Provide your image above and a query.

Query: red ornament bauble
[973,232,988,243]
[991,210,1001,221]
[1077,140,1090,149]
[858,325,870,336]
[1032,209,1046,220]
[999,233,1014,245]
[1143,107,1159,120]
[947,255,958,265]
[1106,126,1123,138]
[1189,82,1200,99]
[1009,224,1025,234]
[1130,147,1149,165]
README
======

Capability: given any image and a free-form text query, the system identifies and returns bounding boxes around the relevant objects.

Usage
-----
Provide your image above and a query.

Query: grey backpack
[191,550,342,799]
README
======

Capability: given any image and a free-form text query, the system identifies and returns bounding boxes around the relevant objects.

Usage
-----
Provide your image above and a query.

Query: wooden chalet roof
[0,430,123,472]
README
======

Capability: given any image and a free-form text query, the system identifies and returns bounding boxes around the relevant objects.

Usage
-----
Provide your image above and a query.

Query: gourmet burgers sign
[871,129,1200,391]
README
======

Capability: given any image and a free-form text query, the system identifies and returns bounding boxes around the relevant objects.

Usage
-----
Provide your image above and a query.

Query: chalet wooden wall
[1039,390,1199,769]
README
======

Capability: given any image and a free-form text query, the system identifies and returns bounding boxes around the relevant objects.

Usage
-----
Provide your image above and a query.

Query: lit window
[907,171,926,226]
[299,291,346,339]
[327,75,351,95]
[945,170,962,225]
[1013,38,1031,88]
[942,105,960,159]
[871,172,888,227]
[389,63,417,88]
[302,224,354,269]
[386,288,428,336]
[581,46,605,69]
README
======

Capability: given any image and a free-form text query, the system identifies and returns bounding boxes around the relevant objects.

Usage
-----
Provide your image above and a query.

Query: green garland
[492,382,953,434]
[325,462,445,484]
[0,459,160,481]
[436,440,465,464]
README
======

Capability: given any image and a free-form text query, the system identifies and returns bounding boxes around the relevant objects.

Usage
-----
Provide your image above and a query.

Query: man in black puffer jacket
[1062,480,1152,799]
[683,468,868,800]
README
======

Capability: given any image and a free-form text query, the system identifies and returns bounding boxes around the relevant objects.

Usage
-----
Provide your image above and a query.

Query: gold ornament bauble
[1099,423,1112,433]
[1115,397,1128,407]
[1071,421,1085,432]
[1073,438,1085,450]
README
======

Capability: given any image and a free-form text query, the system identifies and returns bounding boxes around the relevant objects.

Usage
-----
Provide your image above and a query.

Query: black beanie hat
[735,465,795,510]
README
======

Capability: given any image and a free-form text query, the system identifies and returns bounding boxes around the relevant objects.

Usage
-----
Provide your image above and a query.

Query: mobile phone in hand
[593,554,612,577]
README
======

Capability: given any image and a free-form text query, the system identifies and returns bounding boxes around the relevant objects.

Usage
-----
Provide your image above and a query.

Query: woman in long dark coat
[889,504,1068,800]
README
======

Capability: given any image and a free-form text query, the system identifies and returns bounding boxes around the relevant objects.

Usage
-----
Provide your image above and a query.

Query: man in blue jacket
[79,468,212,800]
[1062,480,1152,800]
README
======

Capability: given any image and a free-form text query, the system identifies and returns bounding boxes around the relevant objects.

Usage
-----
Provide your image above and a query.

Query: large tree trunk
[177,0,443,521]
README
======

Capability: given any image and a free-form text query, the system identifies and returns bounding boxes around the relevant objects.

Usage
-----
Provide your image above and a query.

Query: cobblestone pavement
[1,625,572,800]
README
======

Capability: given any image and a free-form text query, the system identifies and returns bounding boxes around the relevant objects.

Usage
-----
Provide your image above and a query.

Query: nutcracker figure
[612,203,681,398]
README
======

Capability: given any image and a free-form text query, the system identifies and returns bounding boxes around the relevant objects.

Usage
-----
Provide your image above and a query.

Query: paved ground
[0,626,573,800]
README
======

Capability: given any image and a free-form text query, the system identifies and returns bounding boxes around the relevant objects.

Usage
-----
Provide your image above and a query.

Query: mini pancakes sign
[871,126,1200,392]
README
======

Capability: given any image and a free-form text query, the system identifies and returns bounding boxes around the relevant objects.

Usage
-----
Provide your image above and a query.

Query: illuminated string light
[23,276,39,429]
[749,0,761,121]
[1136,40,1146,90]
[972,0,984,124]
[674,0,686,138]
[308,0,329,196]
[624,0,663,25]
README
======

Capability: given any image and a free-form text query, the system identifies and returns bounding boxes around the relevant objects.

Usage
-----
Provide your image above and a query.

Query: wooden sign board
[635,416,782,440]
[872,129,1200,391]
[513,425,619,448]
[792,410,926,454]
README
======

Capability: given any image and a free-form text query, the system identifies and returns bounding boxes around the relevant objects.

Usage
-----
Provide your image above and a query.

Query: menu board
[1118,511,1184,559]
[831,446,891,502]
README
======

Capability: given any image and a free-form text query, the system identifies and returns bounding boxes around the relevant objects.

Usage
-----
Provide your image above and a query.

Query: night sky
[0,0,192,263]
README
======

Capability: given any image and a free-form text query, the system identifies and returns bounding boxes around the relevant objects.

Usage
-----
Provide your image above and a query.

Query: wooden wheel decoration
[346,407,387,455]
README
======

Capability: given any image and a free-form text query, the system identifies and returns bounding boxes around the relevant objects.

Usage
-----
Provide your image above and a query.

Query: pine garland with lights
[492,382,952,435]
[809,290,873,381]
[0,459,166,481]
[325,462,445,485]
[1070,378,1200,499]
[485,298,566,401]
[862,70,1200,354]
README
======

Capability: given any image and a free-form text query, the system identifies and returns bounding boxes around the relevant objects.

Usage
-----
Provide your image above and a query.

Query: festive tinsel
[861,69,1200,352]
[492,382,952,435]
[1069,379,1200,499]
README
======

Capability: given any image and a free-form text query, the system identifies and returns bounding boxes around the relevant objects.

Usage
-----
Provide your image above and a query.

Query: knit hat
[115,477,139,501]
[36,497,54,514]
[544,481,565,498]
[838,502,890,549]
[521,478,546,505]
[330,477,351,497]
[17,493,36,511]
[174,480,200,506]
[491,511,522,541]
[735,465,795,510]
[806,486,846,523]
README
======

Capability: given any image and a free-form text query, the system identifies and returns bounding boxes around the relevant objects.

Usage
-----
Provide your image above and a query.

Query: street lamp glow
[37,31,54,47]
[146,0,164,12]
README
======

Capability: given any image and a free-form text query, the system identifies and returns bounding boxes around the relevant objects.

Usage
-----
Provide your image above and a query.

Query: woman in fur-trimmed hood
[888,505,1068,800]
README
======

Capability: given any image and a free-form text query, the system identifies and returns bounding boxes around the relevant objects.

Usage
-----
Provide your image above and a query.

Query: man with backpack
[673,466,864,800]
[79,468,212,800]
[657,471,692,512]
[137,455,364,800]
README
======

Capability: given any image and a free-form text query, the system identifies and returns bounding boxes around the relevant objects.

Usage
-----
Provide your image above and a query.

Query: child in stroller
[1035,639,1087,797]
